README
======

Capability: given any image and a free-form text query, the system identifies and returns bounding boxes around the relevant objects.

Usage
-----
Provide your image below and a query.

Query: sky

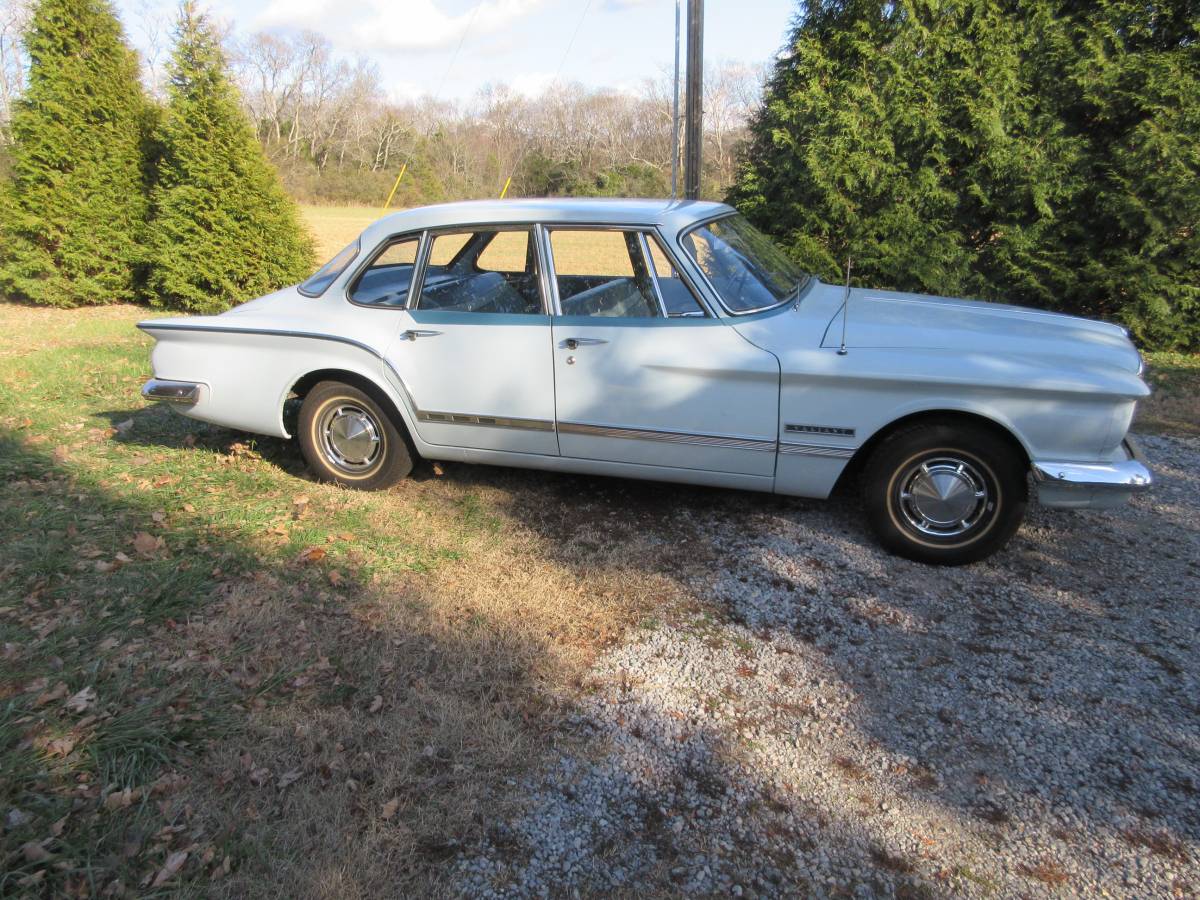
[114,0,798,102]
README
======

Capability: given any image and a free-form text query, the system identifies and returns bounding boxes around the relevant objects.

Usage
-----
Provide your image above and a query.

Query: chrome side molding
[558,421,777,452]
[416,409,555,432]
[142,379,201,404]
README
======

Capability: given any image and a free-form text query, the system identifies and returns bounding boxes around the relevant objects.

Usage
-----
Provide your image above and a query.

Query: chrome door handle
[402,329,442,341]
[562,337,607,350]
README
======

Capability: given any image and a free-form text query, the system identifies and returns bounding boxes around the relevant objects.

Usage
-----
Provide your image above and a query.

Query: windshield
[681,214,809,313]
[299,238,360,297]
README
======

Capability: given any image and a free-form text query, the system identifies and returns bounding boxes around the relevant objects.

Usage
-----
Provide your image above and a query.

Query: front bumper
[1032,437,1153,510]
[142,379,201,405]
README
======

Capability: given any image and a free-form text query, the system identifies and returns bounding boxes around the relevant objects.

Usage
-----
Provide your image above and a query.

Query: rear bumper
[1032,437,1153,510]
[142,379,202,405]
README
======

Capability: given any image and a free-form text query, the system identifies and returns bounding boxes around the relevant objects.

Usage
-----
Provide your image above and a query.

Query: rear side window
[349,236,421,307]
[299,239,359,297]
[415,229,543,315]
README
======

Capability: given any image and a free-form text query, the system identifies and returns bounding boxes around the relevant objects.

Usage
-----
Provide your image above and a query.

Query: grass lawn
[1137,351,1200,437]
[1,294,1196,895]
[0,303,674,896]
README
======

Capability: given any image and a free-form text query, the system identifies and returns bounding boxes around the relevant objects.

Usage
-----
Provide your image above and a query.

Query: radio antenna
[837,257,852,356]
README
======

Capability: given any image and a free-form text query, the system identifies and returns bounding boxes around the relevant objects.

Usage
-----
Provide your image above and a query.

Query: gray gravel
[455,433,1200,898]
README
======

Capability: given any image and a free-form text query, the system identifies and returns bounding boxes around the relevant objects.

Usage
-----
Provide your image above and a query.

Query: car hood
[820,286,1143,374]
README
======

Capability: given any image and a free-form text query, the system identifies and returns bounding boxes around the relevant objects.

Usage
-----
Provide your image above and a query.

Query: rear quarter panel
[143,323,396,438]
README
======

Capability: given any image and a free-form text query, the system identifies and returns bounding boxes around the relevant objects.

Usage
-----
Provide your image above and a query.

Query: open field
[300,205,382,260]
[1,303,1197,897]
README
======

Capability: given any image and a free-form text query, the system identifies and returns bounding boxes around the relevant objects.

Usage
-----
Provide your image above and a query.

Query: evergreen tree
[0,0,150,307]
[146,2,313,313]
[730,1,1200,349]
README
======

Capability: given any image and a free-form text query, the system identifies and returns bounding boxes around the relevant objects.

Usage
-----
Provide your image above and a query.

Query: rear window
[299,239,360,297]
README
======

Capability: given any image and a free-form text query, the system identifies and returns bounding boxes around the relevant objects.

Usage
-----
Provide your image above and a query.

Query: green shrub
[145,2,313,314]
[731,1,1200,350]
[0,0,150,307]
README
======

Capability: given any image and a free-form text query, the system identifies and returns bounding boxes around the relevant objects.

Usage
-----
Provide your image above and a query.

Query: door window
[549,229,661,318]
[349,236,420,306]
[416,229,543,314]
[646,236,706,317]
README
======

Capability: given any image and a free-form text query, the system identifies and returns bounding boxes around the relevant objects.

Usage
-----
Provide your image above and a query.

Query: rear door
[353,227,558,455]
[546,227,779,476]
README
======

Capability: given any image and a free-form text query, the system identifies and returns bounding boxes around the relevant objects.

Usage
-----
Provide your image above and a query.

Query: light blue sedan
[140,199,1152,564]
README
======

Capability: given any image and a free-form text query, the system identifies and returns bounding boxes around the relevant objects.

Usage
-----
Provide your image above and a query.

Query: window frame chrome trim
[407,223,551,315]
[543,222,713,320]
[342,229,428,310]
[298,237,362,298]
[636,231,669,318]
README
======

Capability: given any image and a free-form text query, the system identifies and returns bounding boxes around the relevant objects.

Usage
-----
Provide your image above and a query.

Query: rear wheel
[861,423,1027,565]
[298,381,412,490]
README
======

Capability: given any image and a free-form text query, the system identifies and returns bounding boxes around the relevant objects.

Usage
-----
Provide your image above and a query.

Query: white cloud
[256,0,547,53]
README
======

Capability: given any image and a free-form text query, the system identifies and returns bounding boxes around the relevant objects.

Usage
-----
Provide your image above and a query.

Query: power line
[499,0,594,199]
[380,3,483,213]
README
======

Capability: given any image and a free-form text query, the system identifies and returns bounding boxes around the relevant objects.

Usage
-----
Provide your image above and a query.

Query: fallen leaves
[21,840,52,863]
[276,770,303,790]
[104,787,140,812]
[64,685,97,714]
[132,531,164,557]
[150,850,189,888]
[34,681,68,706]
[368,695,383,714]
[381,798,401,820]
[295,546,326,564]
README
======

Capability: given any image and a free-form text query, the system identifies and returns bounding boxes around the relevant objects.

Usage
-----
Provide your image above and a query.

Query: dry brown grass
[0,302,700,895]
[299,205,652,275]
[300,205,383,260]
[1137,351,1200,437]
[168,466,689,896]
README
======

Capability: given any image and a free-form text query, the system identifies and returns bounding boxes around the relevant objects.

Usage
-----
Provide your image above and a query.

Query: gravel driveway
[455,433,1199,898]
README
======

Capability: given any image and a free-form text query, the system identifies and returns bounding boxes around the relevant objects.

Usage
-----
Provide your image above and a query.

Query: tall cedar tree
[0,0,150,307]
[147,3,312,313]
[730,1,1200,350]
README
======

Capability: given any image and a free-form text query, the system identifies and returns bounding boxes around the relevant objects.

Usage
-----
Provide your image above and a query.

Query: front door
[546,227,779,475]
[363,227,557,454]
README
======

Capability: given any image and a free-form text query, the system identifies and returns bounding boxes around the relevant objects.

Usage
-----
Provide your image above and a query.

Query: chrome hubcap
[897,456,989,538]
[319,403,382,471]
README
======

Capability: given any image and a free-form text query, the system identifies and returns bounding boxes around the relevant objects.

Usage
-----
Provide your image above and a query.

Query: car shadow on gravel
[444,435,1200,895]
[94,405,1200,893]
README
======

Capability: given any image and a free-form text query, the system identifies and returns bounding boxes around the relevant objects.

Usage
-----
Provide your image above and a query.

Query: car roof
[360,197,735,245]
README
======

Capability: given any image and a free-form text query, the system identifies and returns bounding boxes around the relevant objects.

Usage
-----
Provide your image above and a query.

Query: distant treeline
[227,31,761,206]
[1,3,761,206]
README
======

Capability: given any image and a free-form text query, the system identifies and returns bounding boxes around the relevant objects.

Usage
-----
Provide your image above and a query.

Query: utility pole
[683,0,704,201]
[671,0,681,200]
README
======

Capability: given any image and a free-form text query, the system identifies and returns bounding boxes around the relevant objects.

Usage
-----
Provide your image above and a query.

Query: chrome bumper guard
[1032,437,1152,508]
[142,379,201,405]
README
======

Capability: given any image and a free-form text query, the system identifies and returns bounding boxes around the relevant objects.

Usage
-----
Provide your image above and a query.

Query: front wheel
[298,381,412,490]
[861,423,1027,565]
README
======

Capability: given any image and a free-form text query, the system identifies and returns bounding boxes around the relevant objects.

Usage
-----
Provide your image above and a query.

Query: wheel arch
[835,409,1031,494]
[285,368,417,455]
